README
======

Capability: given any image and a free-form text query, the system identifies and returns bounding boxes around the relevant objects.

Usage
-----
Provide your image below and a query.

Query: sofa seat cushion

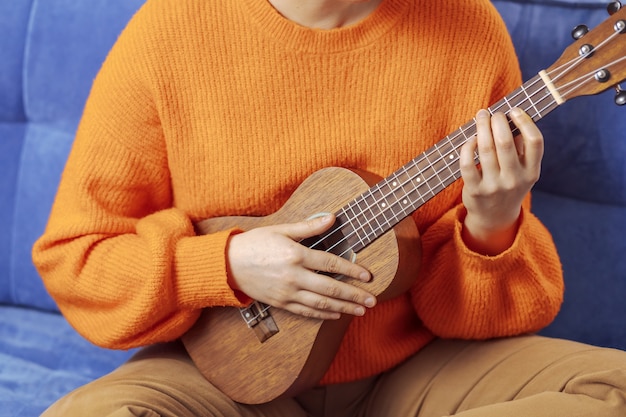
[0,305,134,416]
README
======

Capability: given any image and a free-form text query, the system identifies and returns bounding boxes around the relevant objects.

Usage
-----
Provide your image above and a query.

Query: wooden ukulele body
[182,167,422,404]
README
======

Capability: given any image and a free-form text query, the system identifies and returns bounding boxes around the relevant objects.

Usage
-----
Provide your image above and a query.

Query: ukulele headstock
[545,2,626,104]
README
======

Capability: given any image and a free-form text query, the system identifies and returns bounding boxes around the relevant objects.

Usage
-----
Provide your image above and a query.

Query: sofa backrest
[0,2,33,308]
[0,0,144,312]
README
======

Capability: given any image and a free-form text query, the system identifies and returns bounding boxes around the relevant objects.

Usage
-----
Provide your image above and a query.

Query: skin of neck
[267,0,384,29]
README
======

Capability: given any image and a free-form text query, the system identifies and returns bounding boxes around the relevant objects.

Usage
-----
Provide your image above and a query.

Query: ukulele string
[558,55,626,99]
[546,31,613,86]
[540,27,623,100]
[552,25,620,85]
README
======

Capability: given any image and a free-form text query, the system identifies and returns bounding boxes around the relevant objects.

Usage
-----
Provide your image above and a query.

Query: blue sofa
[1,0,625,415]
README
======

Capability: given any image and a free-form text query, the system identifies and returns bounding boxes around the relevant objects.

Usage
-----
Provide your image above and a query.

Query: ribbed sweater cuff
[453,205,528,274]
[174,228,249,309]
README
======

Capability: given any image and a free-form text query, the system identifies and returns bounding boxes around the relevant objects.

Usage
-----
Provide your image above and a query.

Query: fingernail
[316,213,333,224]
[307,212,333,223]
[364,297,376,308]
[510,107,524,117]
[476,109,490,118]
[360,271,371,281]
[355,307,365,316]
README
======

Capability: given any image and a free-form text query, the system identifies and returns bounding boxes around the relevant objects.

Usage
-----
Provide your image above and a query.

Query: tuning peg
[615,85,626,106]
[608,1,622,15]
[571,24,589,40]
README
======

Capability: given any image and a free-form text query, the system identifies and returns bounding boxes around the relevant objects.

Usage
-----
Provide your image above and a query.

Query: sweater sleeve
[31,4,247,350]
[411,195,564,339]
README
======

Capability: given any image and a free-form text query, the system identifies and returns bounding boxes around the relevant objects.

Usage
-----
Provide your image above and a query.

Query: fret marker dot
[392,181,398,187]
[381,203,387,208]
[416,178,421,182]
[448,154,454,160]
[403,199,408,204]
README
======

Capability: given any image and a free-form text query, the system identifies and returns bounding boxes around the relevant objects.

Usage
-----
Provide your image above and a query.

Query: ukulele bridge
[239,301,279,343]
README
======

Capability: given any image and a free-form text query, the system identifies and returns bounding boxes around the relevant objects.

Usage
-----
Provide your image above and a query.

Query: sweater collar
[239,0,411,53]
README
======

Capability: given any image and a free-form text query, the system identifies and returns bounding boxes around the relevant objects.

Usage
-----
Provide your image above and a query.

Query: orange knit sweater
[32,0,564,385]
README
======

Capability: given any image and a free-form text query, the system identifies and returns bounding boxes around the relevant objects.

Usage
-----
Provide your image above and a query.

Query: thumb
[281,213,335,242]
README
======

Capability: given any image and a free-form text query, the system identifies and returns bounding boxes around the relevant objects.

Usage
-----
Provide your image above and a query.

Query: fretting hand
[459,108,544,255]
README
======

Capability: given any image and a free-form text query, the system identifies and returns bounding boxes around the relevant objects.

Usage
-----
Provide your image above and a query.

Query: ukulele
[182,5,626,404]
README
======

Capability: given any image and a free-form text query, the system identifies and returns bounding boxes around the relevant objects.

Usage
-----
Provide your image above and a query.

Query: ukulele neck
[315,73,559,256]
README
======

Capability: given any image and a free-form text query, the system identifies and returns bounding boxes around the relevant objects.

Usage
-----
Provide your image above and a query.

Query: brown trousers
[42,335,626,417]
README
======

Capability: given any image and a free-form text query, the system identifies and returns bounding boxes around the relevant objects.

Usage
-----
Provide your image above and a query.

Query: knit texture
[32,0,564,385]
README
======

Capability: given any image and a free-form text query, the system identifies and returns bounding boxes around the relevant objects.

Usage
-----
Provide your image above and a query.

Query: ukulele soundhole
[240,301,279,343]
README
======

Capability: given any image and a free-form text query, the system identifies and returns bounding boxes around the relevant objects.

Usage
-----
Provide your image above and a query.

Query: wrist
[225,233,252,304]
[462,209,521,256]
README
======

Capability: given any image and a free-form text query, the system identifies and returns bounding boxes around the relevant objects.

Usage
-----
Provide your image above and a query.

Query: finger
[474,109,500,173]
[282,275,376,319]
[300,272,376,309]
[490,111,521,171]
[459,135,481,185]
[510,108,544,175]
[293,287,372,318]
[277,271,377,320]
[282,301,343,321]
[302,244,371,282]
[281,213,336,242]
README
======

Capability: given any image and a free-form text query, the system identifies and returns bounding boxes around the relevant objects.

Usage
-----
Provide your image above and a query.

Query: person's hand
[226,214,376,320]
[459,108,544,255]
